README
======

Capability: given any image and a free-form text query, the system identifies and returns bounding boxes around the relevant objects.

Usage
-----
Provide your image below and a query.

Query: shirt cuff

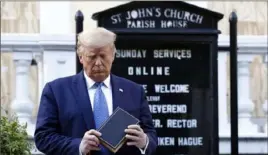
[79,147,83,155]
[139,134,149,154]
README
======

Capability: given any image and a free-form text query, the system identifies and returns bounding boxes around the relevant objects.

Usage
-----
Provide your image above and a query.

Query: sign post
[91,1,224,155]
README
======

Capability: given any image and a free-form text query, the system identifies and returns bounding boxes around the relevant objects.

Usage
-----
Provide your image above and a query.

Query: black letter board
[92,1,223,155]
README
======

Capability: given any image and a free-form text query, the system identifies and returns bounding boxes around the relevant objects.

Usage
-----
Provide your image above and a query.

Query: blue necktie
[93,82,110,155]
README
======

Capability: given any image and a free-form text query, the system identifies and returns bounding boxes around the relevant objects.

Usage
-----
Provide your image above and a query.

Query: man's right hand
[79,129,102,155]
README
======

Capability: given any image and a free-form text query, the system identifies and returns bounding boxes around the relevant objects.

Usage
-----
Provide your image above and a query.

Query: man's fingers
[85,143,100,151]
[125,128,142,136]
[127,141,137,146]
[83,139,101,152]
[125,134,139,141]
[87,140,99,147]
[128,124,142,131]
[86,129,102,137]
[91,146,101,151]
[84,134,99,142]
[84,135,100,145]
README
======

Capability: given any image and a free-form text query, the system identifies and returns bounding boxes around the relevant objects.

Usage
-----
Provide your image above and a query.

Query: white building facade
[1,1,267,154]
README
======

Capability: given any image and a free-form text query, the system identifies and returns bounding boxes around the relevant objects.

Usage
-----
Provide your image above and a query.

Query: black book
[97,107,140,153]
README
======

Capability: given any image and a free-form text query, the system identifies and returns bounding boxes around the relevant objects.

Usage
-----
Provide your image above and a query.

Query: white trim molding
[1,34,267,52]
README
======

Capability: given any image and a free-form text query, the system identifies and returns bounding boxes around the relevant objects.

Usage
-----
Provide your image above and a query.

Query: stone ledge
[28,137,268,154]
[1,34,267,53]
[219,137,268,154]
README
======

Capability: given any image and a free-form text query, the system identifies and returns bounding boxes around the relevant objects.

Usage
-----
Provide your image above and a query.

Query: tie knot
[94,82,103,88]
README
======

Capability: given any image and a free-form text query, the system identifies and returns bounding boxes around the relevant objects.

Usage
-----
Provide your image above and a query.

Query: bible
[97,107,140,153]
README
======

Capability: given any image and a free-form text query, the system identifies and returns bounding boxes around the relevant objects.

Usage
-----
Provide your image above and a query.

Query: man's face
[80,44,114,82]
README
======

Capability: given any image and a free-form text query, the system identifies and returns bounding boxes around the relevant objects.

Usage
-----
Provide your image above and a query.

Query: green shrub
[0,115,33,155]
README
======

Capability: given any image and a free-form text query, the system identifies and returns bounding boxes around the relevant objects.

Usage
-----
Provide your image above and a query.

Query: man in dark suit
[34,27,157,155]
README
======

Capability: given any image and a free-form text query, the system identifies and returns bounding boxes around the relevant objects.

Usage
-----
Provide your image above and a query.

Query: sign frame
[111,34,219,155]
[90,1,223,155]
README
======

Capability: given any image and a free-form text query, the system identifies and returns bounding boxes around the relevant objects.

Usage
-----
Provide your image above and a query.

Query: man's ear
[112,52,116,62]
[79,55,83,64]
[113,47,117,59]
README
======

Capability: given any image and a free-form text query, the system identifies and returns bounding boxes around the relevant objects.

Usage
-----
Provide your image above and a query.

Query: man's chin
[92,73,108,81]
[94,72,105,76]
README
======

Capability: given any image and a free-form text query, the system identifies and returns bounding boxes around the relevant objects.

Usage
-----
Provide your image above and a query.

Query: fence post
[75,10,84,73]
[229,10,238,155]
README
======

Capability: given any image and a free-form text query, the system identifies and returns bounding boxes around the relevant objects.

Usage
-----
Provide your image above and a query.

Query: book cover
[97,107,140,153]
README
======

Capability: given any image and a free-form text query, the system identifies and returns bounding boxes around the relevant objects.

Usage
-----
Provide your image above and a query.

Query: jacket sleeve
[34,83,82,155]
[139,86,158,155]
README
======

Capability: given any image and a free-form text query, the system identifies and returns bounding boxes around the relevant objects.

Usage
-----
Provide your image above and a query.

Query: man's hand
[79,129,101,155]
[125,124,147,149]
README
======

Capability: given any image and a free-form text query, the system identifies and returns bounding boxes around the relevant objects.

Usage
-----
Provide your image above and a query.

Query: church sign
[92,1,223,155]
[110,7,204,29]
[112,38,211,155]
[92,1,222,30]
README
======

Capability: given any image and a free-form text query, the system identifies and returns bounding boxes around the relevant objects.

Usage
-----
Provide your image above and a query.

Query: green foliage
[0,116,33,155]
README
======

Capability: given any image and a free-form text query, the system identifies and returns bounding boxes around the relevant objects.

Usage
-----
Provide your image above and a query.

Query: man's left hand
[125,124,147,149]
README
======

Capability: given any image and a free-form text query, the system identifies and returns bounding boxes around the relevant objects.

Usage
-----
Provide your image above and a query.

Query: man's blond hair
[77,27,116,56]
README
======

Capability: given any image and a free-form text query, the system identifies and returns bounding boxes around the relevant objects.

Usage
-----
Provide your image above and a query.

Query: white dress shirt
[80,72,149,155]
[84,72,113,116]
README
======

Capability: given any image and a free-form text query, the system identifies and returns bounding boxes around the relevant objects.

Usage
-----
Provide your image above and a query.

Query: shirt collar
[83,71,111,89]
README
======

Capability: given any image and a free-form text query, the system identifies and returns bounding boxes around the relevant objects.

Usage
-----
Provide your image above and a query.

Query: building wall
[1,1,267,154]
[1,0,267,134]
[69,1,127,33]
[206,1,268,120]
[207,1,267,35]
[1,1,267,35]
[1,1,40,33]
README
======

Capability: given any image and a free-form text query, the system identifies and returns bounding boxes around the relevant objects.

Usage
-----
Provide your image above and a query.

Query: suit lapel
[72,71,96,130]
[111,74,124,111]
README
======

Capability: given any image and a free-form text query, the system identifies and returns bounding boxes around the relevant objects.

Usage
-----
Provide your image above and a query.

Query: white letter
[128,67,133,75]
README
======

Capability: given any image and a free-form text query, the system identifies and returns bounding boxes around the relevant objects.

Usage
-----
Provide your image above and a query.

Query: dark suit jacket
[34,71,157,155]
